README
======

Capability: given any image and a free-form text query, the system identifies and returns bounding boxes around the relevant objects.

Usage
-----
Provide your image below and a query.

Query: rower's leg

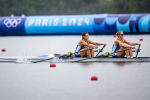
[117,48,126,58]
[80,47,91,57]
[90,49,94,57]
[86,50,91,57]
[80,51,86,57]
[128,49,133,57]
[121,51,125,58]
[80,48,87,57]
[125,48,130,57]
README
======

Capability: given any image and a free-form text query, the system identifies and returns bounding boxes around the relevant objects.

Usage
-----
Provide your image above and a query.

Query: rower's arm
[79,40,95,48]
[116,40,133,48]
[88,40,106,46]
[124,39,141,46]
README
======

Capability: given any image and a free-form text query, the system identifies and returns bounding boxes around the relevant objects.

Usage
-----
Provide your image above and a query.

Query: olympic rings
[4,18,21,28]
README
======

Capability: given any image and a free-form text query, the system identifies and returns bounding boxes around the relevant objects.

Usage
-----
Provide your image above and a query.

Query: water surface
[0,35,150,100]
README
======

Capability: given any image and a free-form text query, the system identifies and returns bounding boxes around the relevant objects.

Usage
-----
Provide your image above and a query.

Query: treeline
[0,0,150,16]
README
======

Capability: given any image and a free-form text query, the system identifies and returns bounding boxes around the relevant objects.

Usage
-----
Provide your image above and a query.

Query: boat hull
[0,56,150,62]
[60,57,150,62]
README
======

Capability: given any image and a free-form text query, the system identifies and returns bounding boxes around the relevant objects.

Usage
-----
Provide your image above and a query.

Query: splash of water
[52,57,63,63]
[16,51,30,63]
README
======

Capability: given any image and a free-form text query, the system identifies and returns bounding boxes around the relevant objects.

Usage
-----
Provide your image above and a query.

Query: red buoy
[1,49,6,52]
[114,35,116,38]
[91,76,98,81]
[140,38,143,41]
[50,63,56,67]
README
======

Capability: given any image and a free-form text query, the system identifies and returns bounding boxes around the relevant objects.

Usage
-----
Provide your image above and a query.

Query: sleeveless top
[75,40,89,53]
[112,38,124,53]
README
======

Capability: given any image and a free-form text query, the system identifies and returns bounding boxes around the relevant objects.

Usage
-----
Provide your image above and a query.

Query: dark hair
[82,32,88,39]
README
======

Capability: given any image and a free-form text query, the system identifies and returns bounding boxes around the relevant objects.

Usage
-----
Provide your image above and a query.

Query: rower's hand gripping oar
[71,48,131,63]
[32,47,95,63]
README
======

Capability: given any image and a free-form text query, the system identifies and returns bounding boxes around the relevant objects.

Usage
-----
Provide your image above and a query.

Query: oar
[96,45,106,56]
[71,48,131,63]
[32,47,95,63]
[136,45,140,57]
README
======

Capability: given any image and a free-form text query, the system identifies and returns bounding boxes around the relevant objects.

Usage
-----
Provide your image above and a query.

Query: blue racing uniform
[112,38,124,58]
[75,40,89,57]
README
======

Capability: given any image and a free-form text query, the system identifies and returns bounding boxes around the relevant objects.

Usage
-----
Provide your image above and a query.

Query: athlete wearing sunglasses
[112,31,141,58]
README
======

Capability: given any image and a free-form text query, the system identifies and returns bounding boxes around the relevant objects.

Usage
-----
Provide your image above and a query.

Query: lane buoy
[114,35,116,38]
[50,63,56,67]
[140,38,143,41]
[1,49,6,52]
[91,76,98,81]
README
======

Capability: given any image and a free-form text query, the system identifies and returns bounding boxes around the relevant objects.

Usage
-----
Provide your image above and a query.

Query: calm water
[0,35,150,100]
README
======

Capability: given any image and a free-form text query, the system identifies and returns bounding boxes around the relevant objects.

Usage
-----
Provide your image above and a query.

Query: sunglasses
[121,33,124,36]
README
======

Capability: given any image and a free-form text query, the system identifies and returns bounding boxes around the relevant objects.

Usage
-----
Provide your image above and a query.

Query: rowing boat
[0,54,150,62]
[0,47,148,63]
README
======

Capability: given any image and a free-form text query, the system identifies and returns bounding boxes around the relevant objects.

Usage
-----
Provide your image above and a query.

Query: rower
[75,32,106,57]
[112,31,141,58]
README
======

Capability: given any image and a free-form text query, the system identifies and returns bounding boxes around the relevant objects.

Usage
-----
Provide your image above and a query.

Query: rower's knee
[90,49,94,51]
[123,47,128,49]
[90,49,94,53]
[86,50,91,57]
[80,52,86,57]
[87,50,90,54]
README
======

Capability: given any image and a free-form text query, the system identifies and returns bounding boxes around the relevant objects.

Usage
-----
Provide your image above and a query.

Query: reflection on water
[80,62,136,67]
[79,62,95,66]
[113,62,133,67]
